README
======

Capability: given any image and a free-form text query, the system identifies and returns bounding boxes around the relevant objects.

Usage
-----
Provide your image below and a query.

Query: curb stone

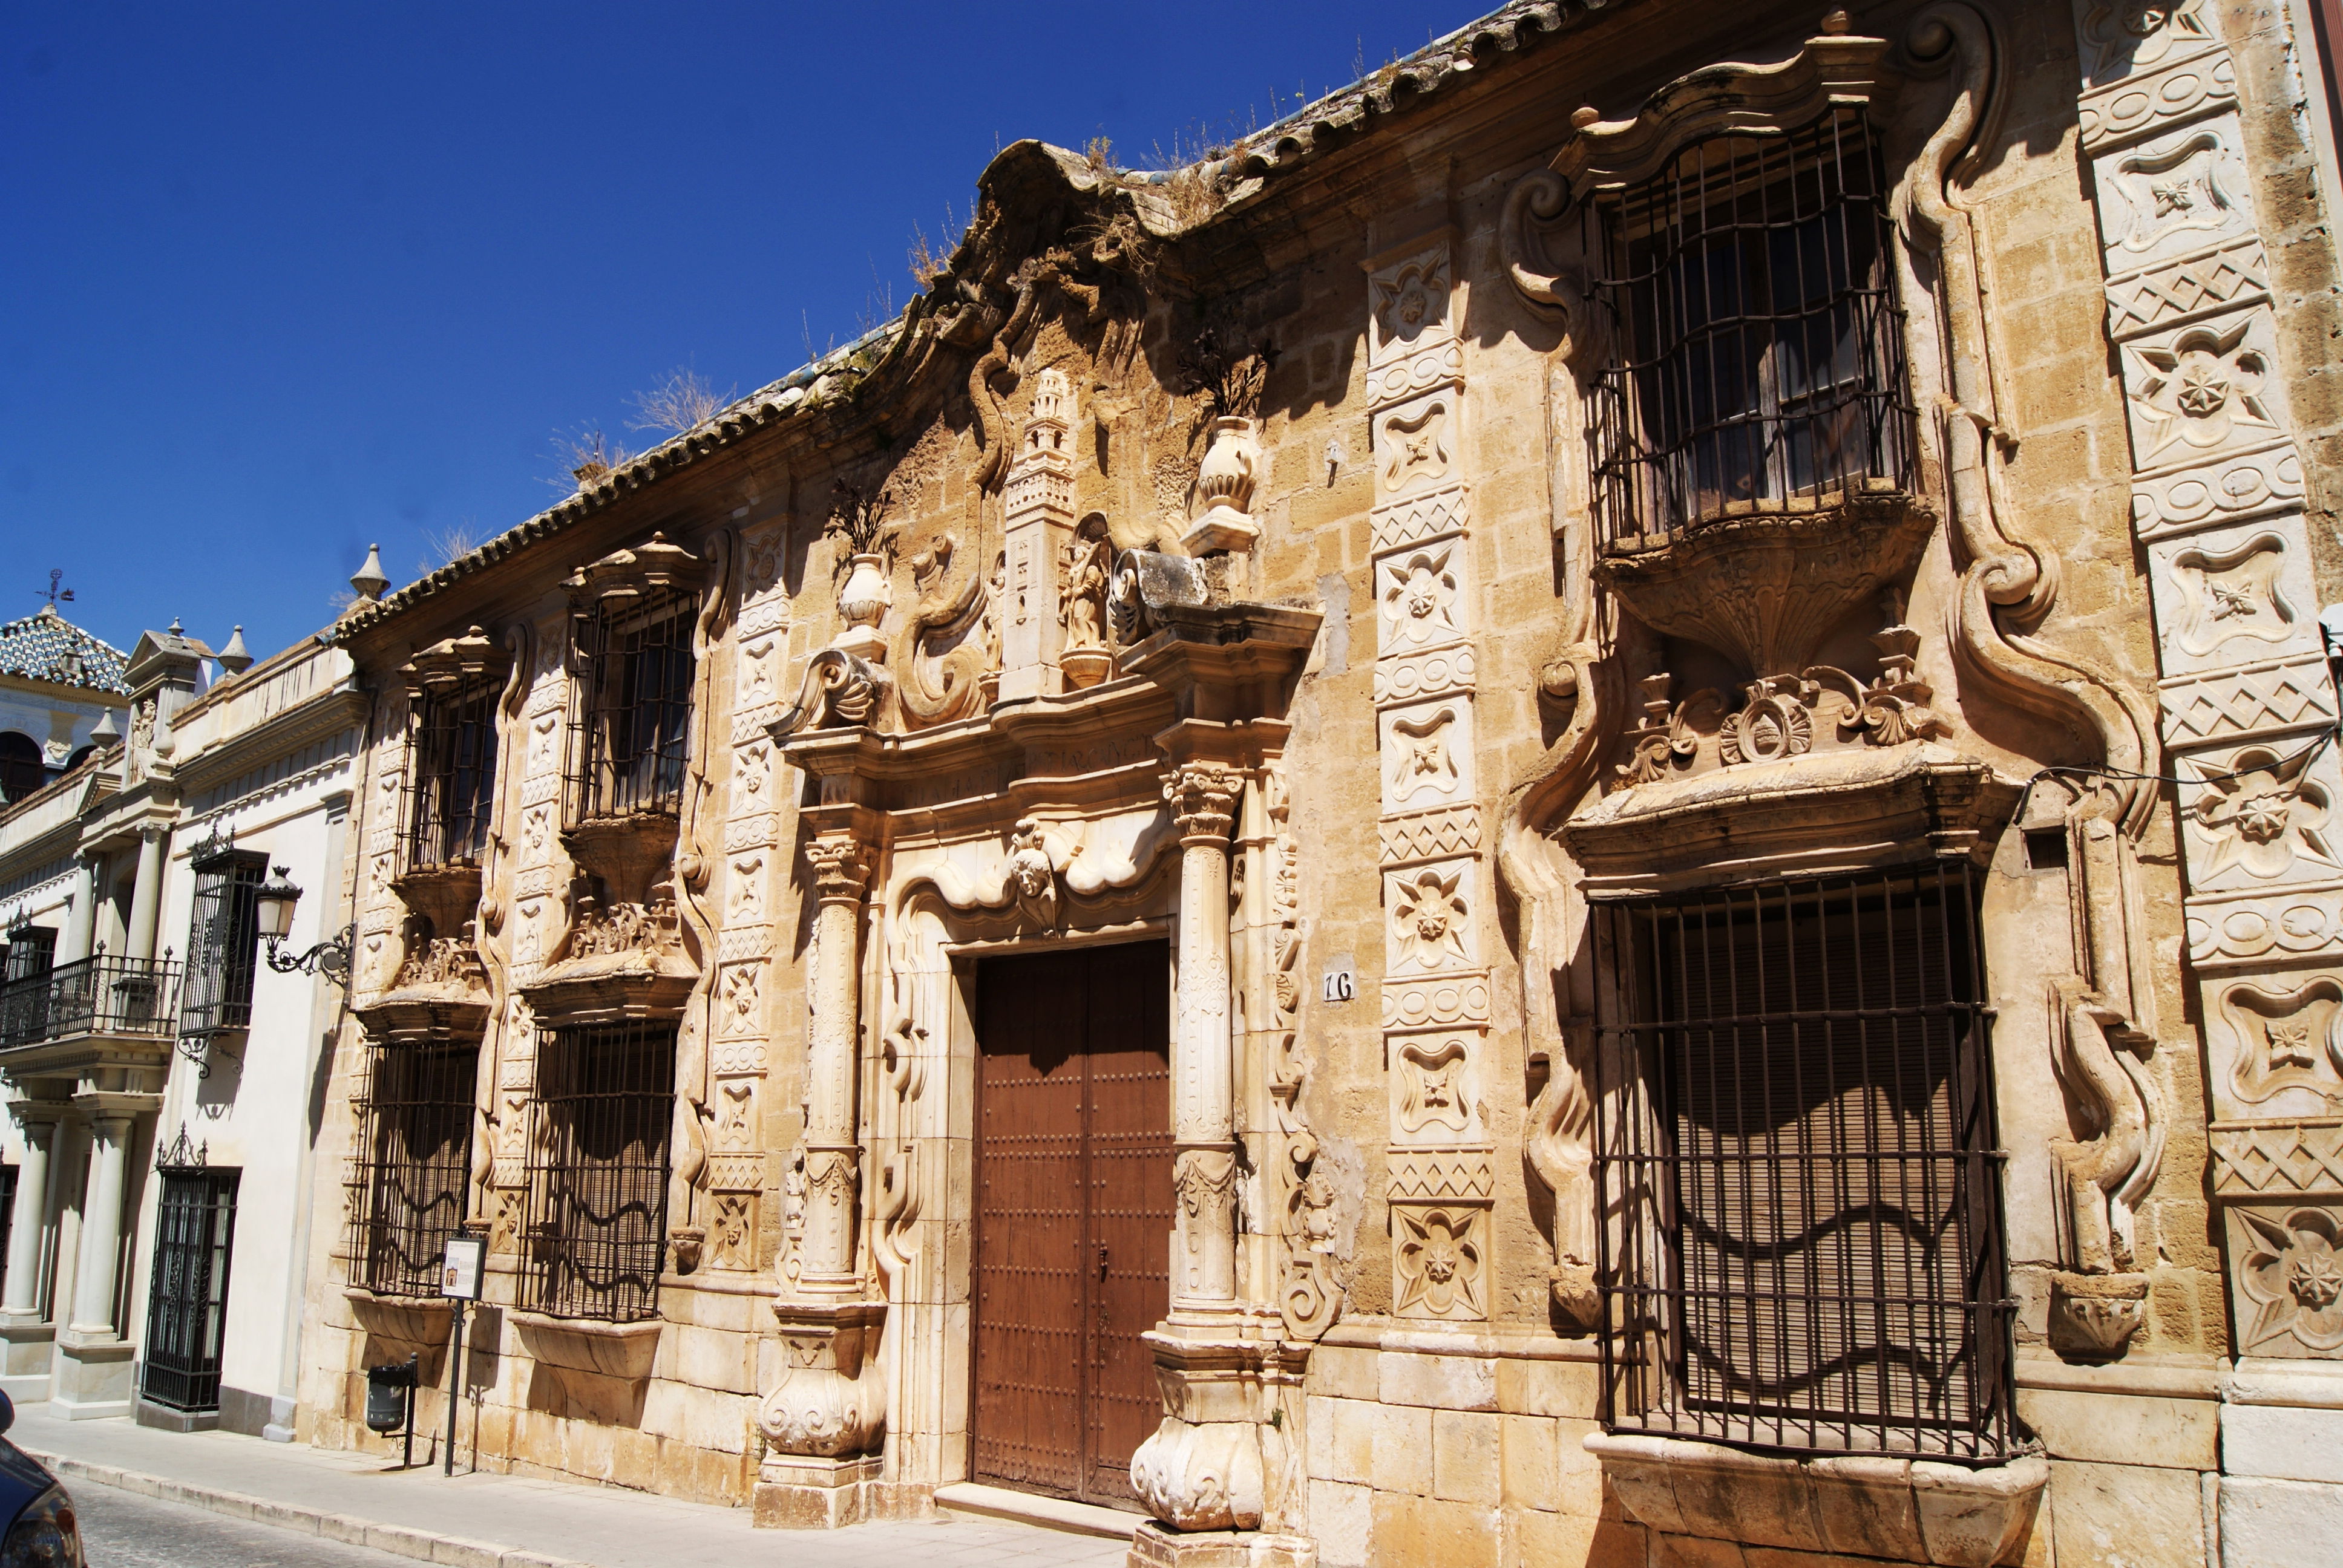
[19,1449,600,1568]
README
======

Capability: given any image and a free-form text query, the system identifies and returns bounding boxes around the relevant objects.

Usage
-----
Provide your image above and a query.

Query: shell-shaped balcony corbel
[1594,488,1938,680]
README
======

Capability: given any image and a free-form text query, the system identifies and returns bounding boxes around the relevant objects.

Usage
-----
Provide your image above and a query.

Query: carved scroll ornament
[2049,982,2165,1278]
[888,534,995,727]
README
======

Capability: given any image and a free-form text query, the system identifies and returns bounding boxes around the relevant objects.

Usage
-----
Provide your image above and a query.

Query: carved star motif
[2240,1208,2343,1351]
[2193,754,2333,881]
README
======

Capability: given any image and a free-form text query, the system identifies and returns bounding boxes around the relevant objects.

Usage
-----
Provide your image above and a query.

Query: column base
[0,1316,54,1402]
[1128,1521,1317,1568]
[133,1398,217,1434]
[51,1331,135,1420]
[751,1453,883,1529]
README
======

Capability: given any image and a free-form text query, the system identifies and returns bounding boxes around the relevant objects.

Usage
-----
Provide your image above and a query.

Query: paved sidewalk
[10,1403,1129,1568]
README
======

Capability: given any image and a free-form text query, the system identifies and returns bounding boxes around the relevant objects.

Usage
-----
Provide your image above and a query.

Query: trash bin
[365,1359,416,1434]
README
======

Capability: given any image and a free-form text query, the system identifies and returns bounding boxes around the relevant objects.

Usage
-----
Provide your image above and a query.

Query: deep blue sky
[4,2,1493,664]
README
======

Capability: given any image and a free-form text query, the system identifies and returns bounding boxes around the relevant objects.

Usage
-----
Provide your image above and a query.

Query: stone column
[67,1112,129,1335]
[1129,759,1293,1557]
[754,828,886,1530]
[798,831,871,1295]
[123,828,165,962]
[57,856,99,965]
[56,1096,148,1419]
[1164,762,1244,1319]
[1,1111,57,1320]
[0,1105,62,1398]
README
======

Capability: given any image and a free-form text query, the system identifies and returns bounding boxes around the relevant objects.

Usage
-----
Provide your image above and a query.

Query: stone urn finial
[1185,416,1263,555]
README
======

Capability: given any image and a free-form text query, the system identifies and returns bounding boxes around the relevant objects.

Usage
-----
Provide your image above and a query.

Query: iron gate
[142,1166,240,1413]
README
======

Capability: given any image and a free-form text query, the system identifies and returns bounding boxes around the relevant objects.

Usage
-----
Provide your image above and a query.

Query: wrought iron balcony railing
[0,954,183,1051]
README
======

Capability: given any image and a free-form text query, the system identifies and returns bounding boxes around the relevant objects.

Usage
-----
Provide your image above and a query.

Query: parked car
[0,1393,81,1566]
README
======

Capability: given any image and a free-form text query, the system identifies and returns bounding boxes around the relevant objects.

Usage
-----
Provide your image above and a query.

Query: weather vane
[37,569,73,609]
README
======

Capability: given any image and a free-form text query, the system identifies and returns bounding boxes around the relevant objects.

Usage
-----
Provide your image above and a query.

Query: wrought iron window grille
[155,1122,209,1172]
[142,1164,238,1414]
[1585,108,1918,552]
[1588,860,2015,1461]
[348,1037,479,1299]
[180,848,267,1039]
[523,1020,675,1324]
[566,588,695,826]
[402,670,500,872]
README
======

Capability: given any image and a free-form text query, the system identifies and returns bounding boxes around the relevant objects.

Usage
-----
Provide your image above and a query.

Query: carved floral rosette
[1363,234,1496,1321]
[2064,0,2343,1364]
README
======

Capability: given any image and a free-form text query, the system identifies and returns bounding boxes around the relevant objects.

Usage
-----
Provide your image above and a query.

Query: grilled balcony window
[0,953,180,1050]
[180,849,266,1039]
[404,671,499,871]
[1589,861,2014,1459]
[1587,108,1916,549]
[523,1021,673,1323]
[568,589,695,824]
[349,1037,479,1298]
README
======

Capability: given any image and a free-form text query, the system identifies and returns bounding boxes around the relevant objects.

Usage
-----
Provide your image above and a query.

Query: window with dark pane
[523,1020,675,1322]
[1588,863,2014,1459]
[349,1037,479,1297]
[404,669,499,871]
[567,587,695,824]
[0,733,44,804]
[141,1167,238,1414]
[1587,108,1916,547]
[180,849,267,1038]
[2,926,54,985]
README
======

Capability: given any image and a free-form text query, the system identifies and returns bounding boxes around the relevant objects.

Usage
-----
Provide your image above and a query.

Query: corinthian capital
[803,833,871,903]
[1163,762,1244,843]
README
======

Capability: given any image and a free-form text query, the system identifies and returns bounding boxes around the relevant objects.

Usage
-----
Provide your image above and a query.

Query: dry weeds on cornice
[329,0,1623,642]
[328,324,904,639]
[1119,0,1610,201]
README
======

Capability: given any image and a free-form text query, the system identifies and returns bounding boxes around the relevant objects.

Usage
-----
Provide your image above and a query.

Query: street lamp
[256,866,353,980]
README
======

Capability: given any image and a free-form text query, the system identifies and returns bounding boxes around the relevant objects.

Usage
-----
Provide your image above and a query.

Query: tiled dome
[0,606,132,694]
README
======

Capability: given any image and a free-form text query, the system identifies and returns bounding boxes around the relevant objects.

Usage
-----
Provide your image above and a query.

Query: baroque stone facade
[297,4,2343,1565]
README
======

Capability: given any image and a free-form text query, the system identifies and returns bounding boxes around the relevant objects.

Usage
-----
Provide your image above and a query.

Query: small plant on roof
[825,479,900,567]
[628,368,733,437]
[1179,322,1273,423]
[555,427,633,489]
[908,202,967,290]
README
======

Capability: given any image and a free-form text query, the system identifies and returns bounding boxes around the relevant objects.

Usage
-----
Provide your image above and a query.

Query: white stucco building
[0,612,361,1433]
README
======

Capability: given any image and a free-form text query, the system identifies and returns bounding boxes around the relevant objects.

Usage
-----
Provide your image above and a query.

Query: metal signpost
[440,1234,485,1476]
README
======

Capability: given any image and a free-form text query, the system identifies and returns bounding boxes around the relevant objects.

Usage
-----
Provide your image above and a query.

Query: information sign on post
[441,1235,484,1301]
[439,1234,485,1474]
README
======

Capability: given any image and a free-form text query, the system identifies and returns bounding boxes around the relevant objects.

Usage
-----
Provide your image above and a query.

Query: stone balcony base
[1587,1432,2048,1567]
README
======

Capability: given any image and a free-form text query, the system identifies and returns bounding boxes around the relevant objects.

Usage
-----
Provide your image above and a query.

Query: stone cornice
[171,683,369,800]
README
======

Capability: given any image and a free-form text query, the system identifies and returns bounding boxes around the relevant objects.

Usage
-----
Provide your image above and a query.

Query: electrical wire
[2014,727,2335,822]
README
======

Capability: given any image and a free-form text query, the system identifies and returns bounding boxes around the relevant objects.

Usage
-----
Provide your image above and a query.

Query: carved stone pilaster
[752,1299,887,1527]
[1164,762,1244,1318]
[798,832,871,1294]
[1000,368,1077,701]
[1129,1333,1268,1534]
[2064,0,2339,1392]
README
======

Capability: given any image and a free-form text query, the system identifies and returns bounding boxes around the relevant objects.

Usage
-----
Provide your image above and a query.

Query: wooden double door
[971,941,1173,1509]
